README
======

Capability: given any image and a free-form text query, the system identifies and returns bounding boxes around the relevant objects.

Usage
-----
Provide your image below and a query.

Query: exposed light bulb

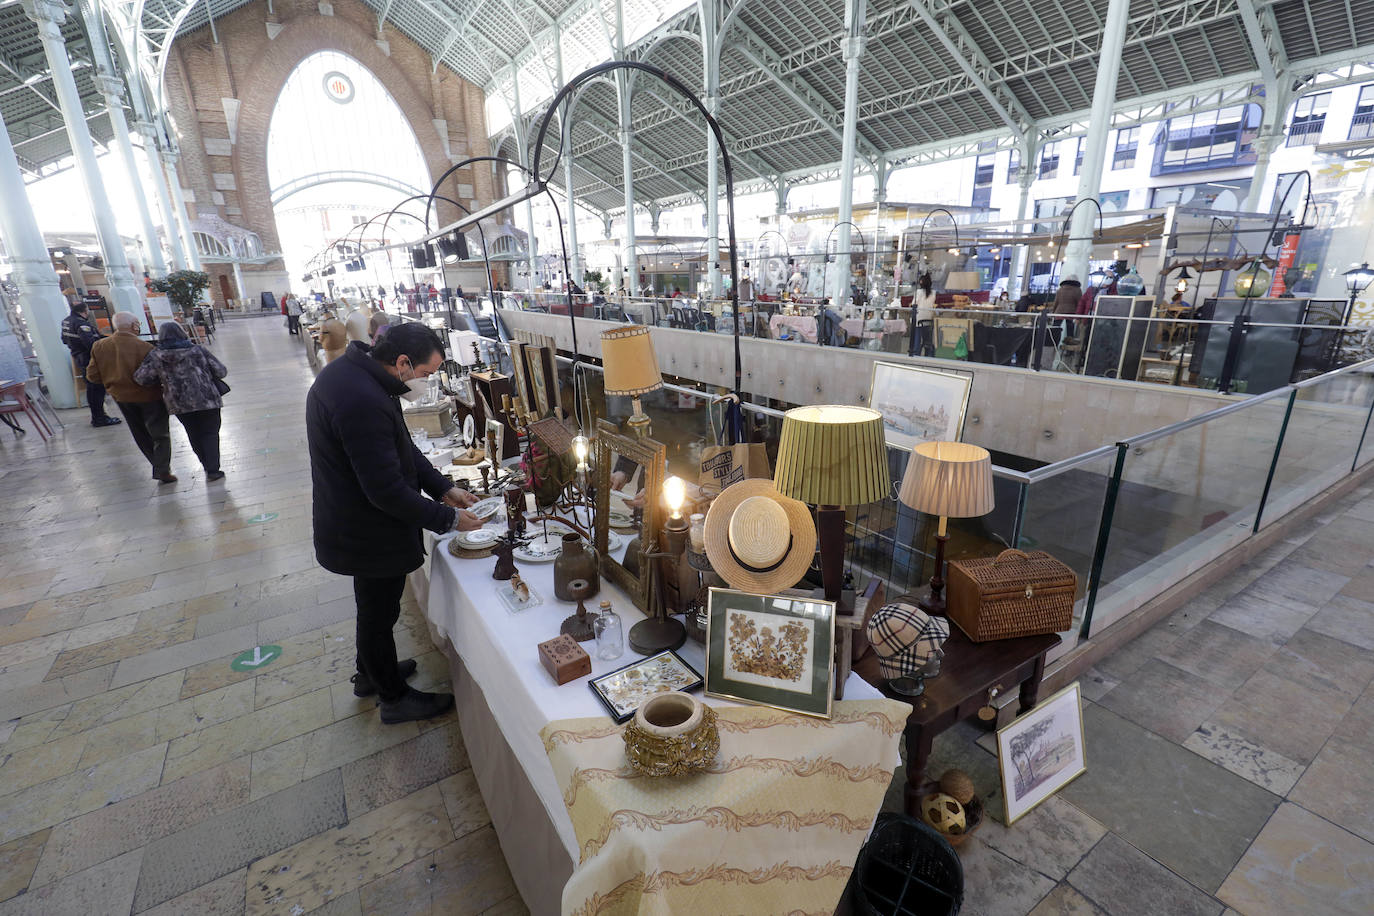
[663,475,686,518]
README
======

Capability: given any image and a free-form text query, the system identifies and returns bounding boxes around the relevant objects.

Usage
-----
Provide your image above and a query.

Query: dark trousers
[353,574,409,702]
[85,380,110,422]
[176,408,221,473]
[116,400,172,474]
[287,314,300,334]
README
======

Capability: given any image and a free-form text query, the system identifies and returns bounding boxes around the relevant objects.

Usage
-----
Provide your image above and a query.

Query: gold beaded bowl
[622,692,719,777]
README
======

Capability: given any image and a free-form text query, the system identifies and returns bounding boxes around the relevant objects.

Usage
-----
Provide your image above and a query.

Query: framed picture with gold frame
[868,361,972,451]
[996,682,1086,824]
[704,587,835,719]
[593,418,664,613]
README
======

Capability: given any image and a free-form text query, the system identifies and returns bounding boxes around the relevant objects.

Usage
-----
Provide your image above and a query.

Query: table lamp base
[629,616,686,655]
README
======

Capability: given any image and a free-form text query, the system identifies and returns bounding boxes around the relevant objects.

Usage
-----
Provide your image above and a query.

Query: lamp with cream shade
[600,325,662,437]
[774,405,890,614]
[899,441,995,616]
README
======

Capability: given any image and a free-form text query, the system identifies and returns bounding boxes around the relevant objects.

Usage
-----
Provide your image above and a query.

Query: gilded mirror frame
[594,418,664,612]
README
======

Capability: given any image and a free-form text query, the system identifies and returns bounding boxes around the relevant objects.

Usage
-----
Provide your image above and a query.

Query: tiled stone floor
[3,315,1373,915]
[882,482,1374,916]
[0,315,521,915]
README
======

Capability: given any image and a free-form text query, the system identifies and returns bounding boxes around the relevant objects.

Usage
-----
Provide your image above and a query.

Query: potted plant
[582,269,604,293]
[149,270,211,317]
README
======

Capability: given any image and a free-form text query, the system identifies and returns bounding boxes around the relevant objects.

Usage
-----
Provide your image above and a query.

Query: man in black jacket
[60,301,121,427]
[307,324,481,724]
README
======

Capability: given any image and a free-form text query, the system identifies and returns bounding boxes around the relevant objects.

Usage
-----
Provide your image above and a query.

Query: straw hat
[704,478,816,594]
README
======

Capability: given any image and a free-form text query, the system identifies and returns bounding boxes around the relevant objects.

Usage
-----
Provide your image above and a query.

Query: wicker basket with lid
[946,549,1076,642]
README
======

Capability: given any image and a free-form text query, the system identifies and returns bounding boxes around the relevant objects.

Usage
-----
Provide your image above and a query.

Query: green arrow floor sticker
[246,512,278,524]
[231,645,282,671]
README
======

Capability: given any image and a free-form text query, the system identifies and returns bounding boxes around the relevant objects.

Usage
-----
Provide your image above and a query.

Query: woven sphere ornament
[939,769,976,806]
[921,792,967,836]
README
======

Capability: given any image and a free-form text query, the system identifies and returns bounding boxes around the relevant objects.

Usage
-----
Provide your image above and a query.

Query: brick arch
[230,15,452,254]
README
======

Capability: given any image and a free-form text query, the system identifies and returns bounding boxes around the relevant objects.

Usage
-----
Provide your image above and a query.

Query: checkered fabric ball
[867,602,950,679]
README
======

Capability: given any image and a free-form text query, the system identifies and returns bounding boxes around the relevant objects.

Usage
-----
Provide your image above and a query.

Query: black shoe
[378,687,453,724]
[92,416,122,427]
[206,471,226,481]
[351,658,418,697]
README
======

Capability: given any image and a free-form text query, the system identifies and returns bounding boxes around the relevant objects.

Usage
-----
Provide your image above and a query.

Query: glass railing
[502,296,1371,396]
[527,345,1374,662]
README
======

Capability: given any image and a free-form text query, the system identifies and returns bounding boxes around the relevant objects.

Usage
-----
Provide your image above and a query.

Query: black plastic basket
[853,814,964,916]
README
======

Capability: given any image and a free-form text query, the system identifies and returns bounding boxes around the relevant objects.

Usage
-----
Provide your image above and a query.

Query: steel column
[1013,140,1037,296]
[79,0,167,277]
[1063,0,1130,284]
[163,151,203,271]
[834,11,867,308]
[0,110,77,407]
[135,122,186,269]
[554,24,581,284]
[24,0,142,317]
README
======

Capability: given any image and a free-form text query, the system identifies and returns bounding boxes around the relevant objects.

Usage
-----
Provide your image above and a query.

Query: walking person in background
[285,292,302,335]
[86,312,176,482]
[134,322,228,482]
[60,299,121,428]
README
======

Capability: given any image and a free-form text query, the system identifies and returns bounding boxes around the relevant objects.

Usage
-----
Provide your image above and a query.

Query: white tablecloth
[421,521,884,862]
[768,314,818,342]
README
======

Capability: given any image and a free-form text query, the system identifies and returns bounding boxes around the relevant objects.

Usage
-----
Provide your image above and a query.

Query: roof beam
[728,18,882,163]
[907,0,1033,134]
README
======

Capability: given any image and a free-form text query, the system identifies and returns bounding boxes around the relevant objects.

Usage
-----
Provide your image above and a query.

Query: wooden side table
[875,627,1060,815]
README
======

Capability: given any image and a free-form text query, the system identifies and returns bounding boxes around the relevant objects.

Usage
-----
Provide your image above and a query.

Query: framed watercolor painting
[588,650,702,724]
[704,588,835,719]
[996,683,1086,824]
[868,362,972,450]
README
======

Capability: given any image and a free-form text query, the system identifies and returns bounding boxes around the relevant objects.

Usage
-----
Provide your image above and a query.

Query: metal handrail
[1123,357,1374,446]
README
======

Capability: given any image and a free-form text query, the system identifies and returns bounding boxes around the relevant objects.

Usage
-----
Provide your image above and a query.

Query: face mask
[401,378,428,402]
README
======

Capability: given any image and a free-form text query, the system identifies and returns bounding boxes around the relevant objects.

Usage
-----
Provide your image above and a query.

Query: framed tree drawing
[996,683,1086,824]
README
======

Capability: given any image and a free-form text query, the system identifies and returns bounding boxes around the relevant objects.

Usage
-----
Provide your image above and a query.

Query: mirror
[595,418,665,612]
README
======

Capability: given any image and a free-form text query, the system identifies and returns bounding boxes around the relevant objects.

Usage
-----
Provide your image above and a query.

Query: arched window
[266,51,429,206]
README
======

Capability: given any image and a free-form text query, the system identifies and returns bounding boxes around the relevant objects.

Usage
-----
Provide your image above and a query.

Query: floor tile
[1028,882,1107,916]
[161,687,333,783]
[1061,705,1279,894]
[954,835,1058,916]
[244,783,453,916]
[0,743,168,846]
[1289,736,1374,845]
[1236,563,1351,610]
[975,796,1107,882]
[1205,593,1318,647]
[1097,659,1227,743]
[0,830,49,905]
[1217,802,1374,916]
[438,768,494,838]
[0,849,142,916]
[138,868,247,916]
[31,758,250,887]
[1304,594,1374,652]
[46,618,197,681]
[1068,833,1221,916]
[1157,619,1280,688]
[342,721,469,817]
[356,827,519,916]
[1182,724,1305,796]
[132,770,346,912]
[1272,626,1374,703]
[1208,669,1352,765]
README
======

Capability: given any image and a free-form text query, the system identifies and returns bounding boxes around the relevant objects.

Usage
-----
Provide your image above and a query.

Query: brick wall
[161,0,491,274]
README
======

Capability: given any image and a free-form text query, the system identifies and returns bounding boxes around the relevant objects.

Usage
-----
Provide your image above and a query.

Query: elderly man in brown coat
[86,311,176,482]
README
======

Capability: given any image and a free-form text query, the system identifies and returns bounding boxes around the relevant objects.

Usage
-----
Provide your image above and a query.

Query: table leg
[902,726,936,816]
[1018,654,1047,714]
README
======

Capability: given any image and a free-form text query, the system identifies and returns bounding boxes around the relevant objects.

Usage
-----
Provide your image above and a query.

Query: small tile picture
[588,650,702,724]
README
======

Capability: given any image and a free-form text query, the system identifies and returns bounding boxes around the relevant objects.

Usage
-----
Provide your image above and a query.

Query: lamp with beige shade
[899,441,995,616]
[773,405,890,614]
[600,325,662,438]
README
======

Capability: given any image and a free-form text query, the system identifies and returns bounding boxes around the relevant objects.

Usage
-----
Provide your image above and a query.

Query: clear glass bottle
[593,600,624,661]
